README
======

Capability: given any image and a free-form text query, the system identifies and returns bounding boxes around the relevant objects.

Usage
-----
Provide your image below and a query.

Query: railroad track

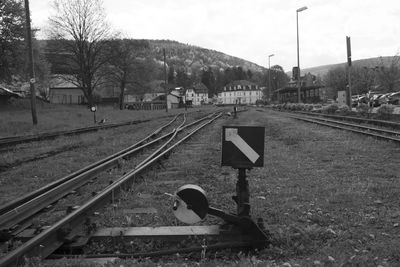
[293,110,400,130]
[285,112,400,143]
[0,111,224,266]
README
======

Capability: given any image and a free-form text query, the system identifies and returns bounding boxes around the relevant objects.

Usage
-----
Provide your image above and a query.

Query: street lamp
[296,6,307,103]
[268,54,274,102]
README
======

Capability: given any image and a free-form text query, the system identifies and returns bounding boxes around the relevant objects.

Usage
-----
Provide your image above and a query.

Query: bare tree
[106,39,150,109]
[48,0,112,106]
[323,66,347,96]
[377,55,400,92]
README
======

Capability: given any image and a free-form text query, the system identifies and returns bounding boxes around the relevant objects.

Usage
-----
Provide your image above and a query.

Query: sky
[30,0,400,72]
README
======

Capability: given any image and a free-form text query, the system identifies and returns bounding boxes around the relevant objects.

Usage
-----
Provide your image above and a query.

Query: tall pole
[163,48,168,112]
[268,54,274,102]
[24,0,38,125]
[346,36,352,107]
[296,6,307,103]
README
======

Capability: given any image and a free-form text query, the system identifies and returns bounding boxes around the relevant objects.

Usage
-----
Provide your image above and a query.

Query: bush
[376,104,395,120]
[356,103,369,116]
[304,104,313,111]
[322,104,339,114]
[337,105,351,115]
[297,103,306,111]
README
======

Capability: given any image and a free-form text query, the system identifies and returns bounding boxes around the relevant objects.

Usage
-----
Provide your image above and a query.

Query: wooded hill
[41,39,266,80]
[299,56,397,77]
[148,40,265,73]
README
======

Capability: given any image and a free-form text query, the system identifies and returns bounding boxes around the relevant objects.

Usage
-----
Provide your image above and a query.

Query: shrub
[297,103,306,111]
[356,103,369,116]
[376,104,395,120]
[322,104,339,114]
[337,105,351,115]
[304,104,313,111]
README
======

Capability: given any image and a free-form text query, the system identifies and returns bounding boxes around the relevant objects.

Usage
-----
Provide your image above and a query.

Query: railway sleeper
[49,225,264,258]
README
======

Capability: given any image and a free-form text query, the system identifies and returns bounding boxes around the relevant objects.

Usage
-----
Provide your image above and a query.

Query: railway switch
[172,125,270,245]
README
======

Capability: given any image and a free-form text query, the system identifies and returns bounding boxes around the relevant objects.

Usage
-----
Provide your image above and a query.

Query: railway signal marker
[222,126,264,168]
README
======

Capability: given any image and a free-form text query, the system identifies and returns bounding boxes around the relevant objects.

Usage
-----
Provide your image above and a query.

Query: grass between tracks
[9,108,400,266]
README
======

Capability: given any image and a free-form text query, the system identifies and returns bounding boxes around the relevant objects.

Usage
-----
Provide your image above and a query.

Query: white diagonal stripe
[225,128,259,163]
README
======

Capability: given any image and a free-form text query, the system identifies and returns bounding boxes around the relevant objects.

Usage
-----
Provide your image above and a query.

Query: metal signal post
[346,36,353,107]
[163,48,168,113]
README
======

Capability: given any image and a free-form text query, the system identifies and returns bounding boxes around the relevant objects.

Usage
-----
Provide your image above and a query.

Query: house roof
[49,75,81,89]
[193,83,208,94]
[225,80,258,88]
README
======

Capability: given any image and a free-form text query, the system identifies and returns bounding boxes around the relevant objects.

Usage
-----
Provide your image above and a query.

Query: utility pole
[268,54,274,102]
[346,36,352,107]
[24,0,37,125]
[163,48,168,113]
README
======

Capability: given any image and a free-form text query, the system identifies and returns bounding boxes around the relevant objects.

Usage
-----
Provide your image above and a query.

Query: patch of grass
[0,102,210,137]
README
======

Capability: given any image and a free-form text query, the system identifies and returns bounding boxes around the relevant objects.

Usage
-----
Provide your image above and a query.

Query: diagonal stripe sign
[225,128,259,163]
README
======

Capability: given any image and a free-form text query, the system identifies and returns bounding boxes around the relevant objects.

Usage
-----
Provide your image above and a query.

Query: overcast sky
[30,0,400,72]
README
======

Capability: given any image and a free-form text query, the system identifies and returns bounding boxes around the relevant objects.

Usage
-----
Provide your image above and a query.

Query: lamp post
[296,6,307,103]
[268,54,274,102]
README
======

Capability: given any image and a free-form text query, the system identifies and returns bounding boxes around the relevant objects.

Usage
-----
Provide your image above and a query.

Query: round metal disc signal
[173,184,209,224]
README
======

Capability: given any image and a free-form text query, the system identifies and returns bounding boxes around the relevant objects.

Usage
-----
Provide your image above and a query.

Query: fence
[125,101,166,110]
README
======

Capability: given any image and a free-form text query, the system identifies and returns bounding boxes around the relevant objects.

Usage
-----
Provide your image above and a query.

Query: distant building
[49,75,85,104]
[143,92,164,102]
[185,83,209,106]
[274,72,330,103]
[167,90,182,109]
[218,80,262,104]
[124,94,141,103]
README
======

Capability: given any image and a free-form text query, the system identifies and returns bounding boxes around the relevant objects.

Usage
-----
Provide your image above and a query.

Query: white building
[218,80,262,104]
[185,83,209,106]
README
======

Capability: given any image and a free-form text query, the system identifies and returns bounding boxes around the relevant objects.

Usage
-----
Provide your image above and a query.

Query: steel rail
[292,114,400,136]
[0,113,216,231]
[289,114,400,143]
[0,112,223,267]
[0,114,181,218]
[281,110,400,130]
[135,114,187,170]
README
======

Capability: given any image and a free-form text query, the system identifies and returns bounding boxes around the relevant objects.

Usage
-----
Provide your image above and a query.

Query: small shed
[167,92,182,109]
[49,76,86,104]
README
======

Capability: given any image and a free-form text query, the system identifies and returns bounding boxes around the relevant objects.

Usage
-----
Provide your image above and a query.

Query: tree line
[324,56,400,96]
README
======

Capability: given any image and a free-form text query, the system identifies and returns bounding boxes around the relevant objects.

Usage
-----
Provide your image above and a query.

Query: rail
[0,112,223,266]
